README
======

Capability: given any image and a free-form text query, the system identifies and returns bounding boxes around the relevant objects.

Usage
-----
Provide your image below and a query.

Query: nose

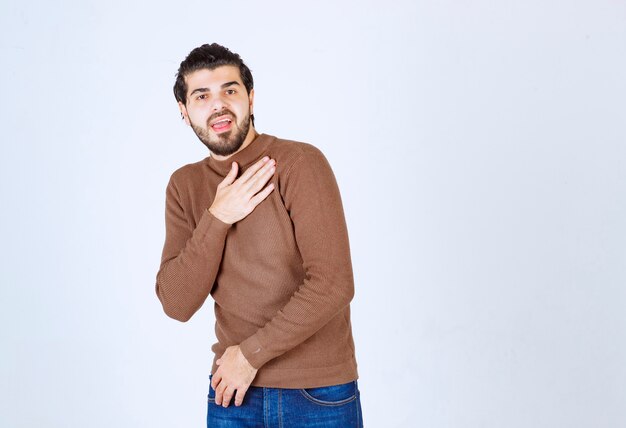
[210,93,228,112]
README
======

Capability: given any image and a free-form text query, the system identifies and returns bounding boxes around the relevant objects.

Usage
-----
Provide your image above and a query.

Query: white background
[1,1,625,427]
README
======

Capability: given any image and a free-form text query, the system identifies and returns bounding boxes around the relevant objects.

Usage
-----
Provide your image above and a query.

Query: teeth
[214,119,231,126]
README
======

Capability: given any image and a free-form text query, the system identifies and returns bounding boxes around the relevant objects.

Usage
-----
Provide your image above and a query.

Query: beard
[190,108,251,156]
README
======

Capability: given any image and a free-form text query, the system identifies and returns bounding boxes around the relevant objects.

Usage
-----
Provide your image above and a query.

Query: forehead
[185,65,243,95]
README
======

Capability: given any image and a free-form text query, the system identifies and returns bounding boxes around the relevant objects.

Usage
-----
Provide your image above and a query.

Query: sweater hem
[246,357,358,389]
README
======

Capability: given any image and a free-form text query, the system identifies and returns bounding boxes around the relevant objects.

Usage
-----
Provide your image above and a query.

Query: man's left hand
[212,345,259,407]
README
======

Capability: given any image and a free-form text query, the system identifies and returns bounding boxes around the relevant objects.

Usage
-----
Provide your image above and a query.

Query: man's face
[179,65,254,156]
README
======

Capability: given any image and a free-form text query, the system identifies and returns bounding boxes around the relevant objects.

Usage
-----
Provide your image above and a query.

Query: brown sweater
[155,133,359,388]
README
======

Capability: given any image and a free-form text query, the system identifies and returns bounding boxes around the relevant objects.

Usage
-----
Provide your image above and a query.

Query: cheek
[236,103,250,120]
[188,109,208,125]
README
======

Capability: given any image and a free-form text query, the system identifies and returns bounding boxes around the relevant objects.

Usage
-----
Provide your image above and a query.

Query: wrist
[207,207,232,225]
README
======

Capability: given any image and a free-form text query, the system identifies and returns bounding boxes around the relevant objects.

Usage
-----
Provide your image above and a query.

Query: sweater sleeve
[239,146,355,368]
[155,175,232,322]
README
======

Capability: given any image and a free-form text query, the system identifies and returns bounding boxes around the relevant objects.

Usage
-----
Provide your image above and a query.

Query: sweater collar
[205,133,275,176]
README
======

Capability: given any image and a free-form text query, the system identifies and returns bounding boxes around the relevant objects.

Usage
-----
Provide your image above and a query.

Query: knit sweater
[155,133,359,388]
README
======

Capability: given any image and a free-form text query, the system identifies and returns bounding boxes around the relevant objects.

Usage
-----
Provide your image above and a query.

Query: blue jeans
[207,374,364,427]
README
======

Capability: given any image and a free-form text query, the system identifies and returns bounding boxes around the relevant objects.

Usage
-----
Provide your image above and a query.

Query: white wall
[1,0,625,427]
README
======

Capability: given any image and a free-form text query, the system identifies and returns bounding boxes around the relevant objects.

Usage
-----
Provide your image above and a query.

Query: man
[155,43,363,427]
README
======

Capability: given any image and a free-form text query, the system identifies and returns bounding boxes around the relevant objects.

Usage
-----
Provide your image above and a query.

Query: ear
[248,88,255,116]
[178,101,191,126]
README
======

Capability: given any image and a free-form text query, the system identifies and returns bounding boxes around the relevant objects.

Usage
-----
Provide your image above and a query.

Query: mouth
[210,116,233,133]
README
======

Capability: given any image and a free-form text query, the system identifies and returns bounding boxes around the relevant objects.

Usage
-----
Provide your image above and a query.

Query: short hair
[173,43,254,106]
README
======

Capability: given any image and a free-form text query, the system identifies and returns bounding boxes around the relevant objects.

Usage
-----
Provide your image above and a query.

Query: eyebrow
[189,81,241,97]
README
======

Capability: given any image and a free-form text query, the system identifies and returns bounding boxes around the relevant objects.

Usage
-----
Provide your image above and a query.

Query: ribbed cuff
[239,334,271,370]
[197,208,232,237]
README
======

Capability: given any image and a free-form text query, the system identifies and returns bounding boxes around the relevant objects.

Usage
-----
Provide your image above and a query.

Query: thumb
[219,162,238,187]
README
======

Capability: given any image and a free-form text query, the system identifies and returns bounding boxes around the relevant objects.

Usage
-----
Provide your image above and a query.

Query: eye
[197,94,207,100]
[226,89,236,95]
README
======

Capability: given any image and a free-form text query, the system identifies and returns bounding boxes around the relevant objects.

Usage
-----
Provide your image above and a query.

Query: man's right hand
[208,156,276,224]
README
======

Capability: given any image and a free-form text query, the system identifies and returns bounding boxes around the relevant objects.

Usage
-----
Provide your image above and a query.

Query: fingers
[211,372,222,391]
[218,386,248,407]
[214,380,225,405]
[242,159,276,194]
[238,156,272,184]
[217,162,239,189]
[249,182,275,206]
[214,382,239,407]
[210,156,276,225]
[220,385,236,407]
[234,386,249,407]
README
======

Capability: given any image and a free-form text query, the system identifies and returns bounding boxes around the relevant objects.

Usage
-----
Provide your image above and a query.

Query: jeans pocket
[207,374,215,402]
[299,380,357,406]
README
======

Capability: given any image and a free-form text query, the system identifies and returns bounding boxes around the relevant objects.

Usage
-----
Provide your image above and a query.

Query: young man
[155,43,363,427]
